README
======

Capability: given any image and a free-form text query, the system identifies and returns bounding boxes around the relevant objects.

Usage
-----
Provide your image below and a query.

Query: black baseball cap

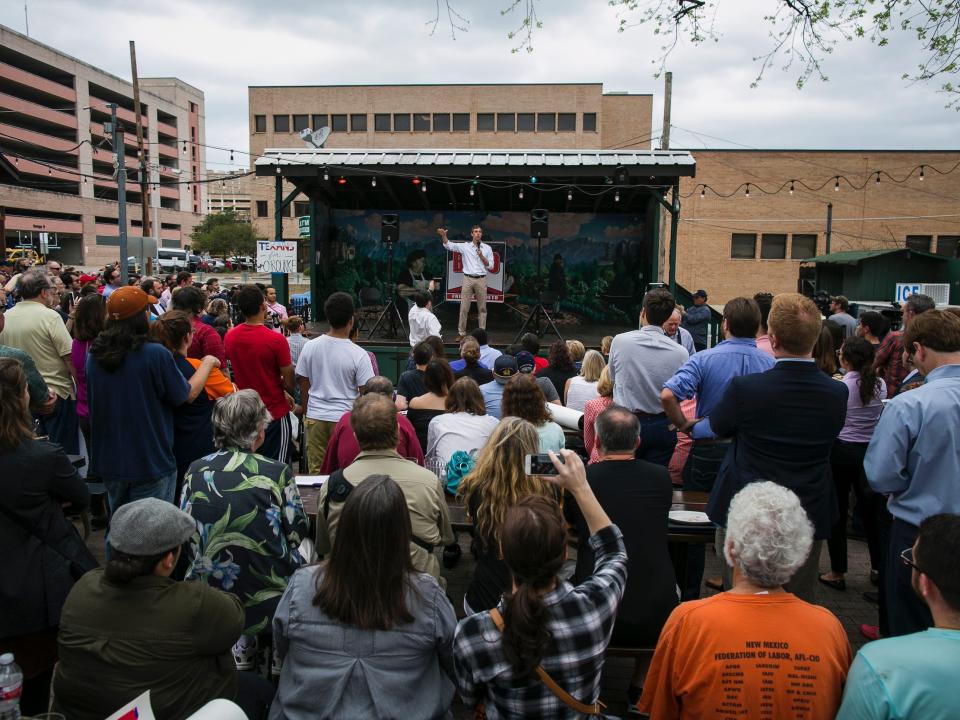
[493,355,518,383]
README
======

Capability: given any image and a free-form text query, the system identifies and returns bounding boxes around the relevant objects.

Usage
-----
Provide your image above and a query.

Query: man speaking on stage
[438,225,493,341]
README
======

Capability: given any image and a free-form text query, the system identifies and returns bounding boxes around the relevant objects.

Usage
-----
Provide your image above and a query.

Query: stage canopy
[254,147,696,322]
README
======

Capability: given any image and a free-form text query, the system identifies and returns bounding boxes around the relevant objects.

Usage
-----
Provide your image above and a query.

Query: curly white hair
[723,481,814,588]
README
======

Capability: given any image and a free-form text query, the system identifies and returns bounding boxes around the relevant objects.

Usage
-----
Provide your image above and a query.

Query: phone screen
[526,453,561,475]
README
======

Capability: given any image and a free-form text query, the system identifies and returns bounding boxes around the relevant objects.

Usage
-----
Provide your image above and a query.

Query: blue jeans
[887,518,934,636]
[104,471,178,514]
[680,441,729,600]
[634,414,677,468]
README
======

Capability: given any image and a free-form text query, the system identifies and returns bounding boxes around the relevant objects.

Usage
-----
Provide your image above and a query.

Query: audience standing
[0,304,55,415]
[829,295,859,339]
[865,309,960,636]
[225,285,297,465]
[640,482,851,718]
[662,307,697,355]
[172,285,227,368]
[271,475,456,720]
[501,373,565,454]
[609,288,689,466]
[753,291,775,356]
[296,292,374,472]
[707,293,847,602]
[285,316,307,367]
[426,377,498,467]
[681,289,711,351]
[857,310,889,347]
[264,286,288,332]
[874,292,935,396]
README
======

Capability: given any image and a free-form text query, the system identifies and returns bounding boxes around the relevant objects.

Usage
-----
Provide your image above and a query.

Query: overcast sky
[3,0,958,170]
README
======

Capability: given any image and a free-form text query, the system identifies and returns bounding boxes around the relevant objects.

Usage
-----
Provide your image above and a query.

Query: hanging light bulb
[919,165,925,181]
[182,140,187,153]
[745,184,750,198]
[700,186,705,199]
[518,187,524,199]
[875,172,881,186]
[412,177,421,186]
[323,168,329,182]
[230,149,234,162]
[614,190,620,202]
[789,181,795,195]
[834,177,840,192]
[469,185,475,197]
[567,188,573,202]
[13,156,18,165]
[337,176,347,185]
[48,166,52,175]
[421,182,427,193]
[371,176,377,188]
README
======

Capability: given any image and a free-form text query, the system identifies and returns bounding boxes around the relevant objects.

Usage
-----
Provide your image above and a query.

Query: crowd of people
[1,254,959,719]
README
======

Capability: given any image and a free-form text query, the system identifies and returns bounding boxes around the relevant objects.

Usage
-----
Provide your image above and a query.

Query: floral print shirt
[181,448,309,636]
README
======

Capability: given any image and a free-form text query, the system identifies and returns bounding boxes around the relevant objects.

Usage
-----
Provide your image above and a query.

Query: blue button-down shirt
[864,363,960,527]
[662,337,775,439]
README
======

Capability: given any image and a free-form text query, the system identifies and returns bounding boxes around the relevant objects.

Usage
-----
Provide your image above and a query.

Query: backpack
[444,450,476,495]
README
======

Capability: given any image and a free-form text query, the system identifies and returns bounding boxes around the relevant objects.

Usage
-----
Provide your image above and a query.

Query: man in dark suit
[707,292,847,602]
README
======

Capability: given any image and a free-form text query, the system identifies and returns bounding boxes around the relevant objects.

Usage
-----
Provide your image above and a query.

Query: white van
[155,248,190,274]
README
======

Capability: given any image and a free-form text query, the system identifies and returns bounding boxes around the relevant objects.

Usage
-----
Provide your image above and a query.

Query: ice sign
[256,240,297,273]
[895,283,922,303]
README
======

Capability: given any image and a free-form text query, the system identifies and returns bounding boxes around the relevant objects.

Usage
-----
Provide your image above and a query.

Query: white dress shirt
[444,240,493,277]
[408,304,442,346]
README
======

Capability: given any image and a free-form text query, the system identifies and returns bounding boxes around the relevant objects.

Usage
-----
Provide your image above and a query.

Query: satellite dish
[300,126,331,149]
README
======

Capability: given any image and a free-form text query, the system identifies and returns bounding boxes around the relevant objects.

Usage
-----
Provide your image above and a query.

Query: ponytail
[499,495,566,677]
[841,336,880,405]
[150,309,194,354]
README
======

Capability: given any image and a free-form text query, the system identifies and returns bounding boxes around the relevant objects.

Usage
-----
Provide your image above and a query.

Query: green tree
[190,209,262,258]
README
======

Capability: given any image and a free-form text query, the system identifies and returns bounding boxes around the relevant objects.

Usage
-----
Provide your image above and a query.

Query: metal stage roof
[255,147,696,213]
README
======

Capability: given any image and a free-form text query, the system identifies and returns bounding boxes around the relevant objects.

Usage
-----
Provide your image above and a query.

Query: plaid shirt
[453,524,627,718]
[875,331,907,397]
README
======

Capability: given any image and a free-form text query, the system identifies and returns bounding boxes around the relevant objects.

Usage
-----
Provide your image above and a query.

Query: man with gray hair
[0,268,78,453]
[640,482,852,719]
[570,405,677,709]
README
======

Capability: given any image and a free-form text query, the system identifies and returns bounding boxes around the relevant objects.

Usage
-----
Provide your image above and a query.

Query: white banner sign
[445,241,506,303]
[895,283,922,303]
[256,240,297,273]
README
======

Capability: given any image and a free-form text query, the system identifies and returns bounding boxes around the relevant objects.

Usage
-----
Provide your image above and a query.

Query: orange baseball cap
[106,286,158,321]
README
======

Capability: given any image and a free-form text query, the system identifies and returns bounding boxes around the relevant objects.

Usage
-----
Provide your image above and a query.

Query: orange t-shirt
[185,358,236,400]
[639,592,851,720]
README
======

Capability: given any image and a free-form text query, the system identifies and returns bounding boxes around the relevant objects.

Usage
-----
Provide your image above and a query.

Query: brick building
[0,24,205,268]
[247,83,959,303]
[205,169,252,220]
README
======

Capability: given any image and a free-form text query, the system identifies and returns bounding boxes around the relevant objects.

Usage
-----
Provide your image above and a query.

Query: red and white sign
[445,241,506,304]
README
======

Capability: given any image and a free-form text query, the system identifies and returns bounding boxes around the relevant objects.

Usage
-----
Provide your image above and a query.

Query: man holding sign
[439,225,493,341]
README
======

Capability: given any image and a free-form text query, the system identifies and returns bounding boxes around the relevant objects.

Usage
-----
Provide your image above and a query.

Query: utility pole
[658,71,673,284]
[129,41,150,252]
[106,104,129,284]
[825,203,833,255]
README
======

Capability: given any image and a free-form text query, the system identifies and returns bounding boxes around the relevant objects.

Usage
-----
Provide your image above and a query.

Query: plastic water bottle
[0,653,22,720]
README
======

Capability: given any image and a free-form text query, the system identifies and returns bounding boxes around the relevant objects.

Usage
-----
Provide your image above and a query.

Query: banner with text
[446,241,505,303]
[256,240,297,273]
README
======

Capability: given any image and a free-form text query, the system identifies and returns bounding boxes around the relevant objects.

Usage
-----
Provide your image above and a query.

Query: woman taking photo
[819,336,887,592]
[501,374,565,454]
[426,377,498,467]
[407,357,456,454]
[457,417,555,614]
[152,310,236,498]
[564,349,605,412]
[271,475,456,719]
[0,358,92,715]
[454,450,626,717]
[537,340,578,405]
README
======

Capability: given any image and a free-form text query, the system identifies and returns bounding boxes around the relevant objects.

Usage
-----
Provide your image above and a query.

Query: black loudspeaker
[531,208,549,238]
[381,213,399,244]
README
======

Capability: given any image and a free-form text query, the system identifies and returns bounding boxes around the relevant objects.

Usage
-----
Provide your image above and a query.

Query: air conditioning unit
[920,283,951,305]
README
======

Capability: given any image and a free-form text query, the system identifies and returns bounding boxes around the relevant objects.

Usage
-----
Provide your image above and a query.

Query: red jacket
[320,411,424,473]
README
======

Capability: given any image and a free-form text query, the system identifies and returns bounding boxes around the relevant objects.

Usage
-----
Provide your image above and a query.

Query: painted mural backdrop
[328,210,648,325]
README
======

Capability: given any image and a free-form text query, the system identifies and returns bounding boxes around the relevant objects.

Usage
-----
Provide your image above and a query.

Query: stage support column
[309,197,320,324]
[273,173,290,310]
[668,183,680,295]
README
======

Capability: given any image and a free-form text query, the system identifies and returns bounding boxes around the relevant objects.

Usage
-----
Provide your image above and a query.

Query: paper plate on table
[669,510,711,525]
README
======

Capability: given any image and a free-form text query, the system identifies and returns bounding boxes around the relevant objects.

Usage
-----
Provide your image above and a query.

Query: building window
[254,115,266,133]
[453,113,469,131]
[273,115,290,133]
[477,113,494,132]
[292,114,309,132]
[312,114,328,129]
[558,113,576,132]
[256,200,267,218]
[517,113,535,132]
[906,235,932,252]
[760,234,787,259]
[583,113,597,132]
[731,233,757,259]
[280,203,291,218]
[190,102,198,113]
[497,113,515,132]
[350,114,367,132]
[414,113,431,131]
[537,113,556,132]
[293,200,310,216]
[433,113,451,132]
[393,113,411,131]
[331,114,347,132]
[375,114,391,131]
[936,235,960,258]
[791,234,817,259]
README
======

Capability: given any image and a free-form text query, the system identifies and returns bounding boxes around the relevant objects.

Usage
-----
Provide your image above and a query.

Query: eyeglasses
[900,546,922,573]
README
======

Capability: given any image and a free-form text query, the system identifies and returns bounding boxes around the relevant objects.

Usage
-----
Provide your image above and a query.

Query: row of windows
[254,112,598,134]
[255,200,311,218]
[906,234,960,257]
[731,233,818,260]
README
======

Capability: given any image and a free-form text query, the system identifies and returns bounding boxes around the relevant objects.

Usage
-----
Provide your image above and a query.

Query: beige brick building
[0,24,205,268]
[205,169,252,220]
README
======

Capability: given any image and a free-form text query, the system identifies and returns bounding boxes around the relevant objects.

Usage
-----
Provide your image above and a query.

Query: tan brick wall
[247,84,652,239]
[672,150,960,303]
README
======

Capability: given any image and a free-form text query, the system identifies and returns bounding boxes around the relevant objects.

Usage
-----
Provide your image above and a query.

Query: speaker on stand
[368,213,407,339]
[514,208,563,343]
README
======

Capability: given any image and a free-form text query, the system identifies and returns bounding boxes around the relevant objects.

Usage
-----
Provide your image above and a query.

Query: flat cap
[109,498,196,555]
